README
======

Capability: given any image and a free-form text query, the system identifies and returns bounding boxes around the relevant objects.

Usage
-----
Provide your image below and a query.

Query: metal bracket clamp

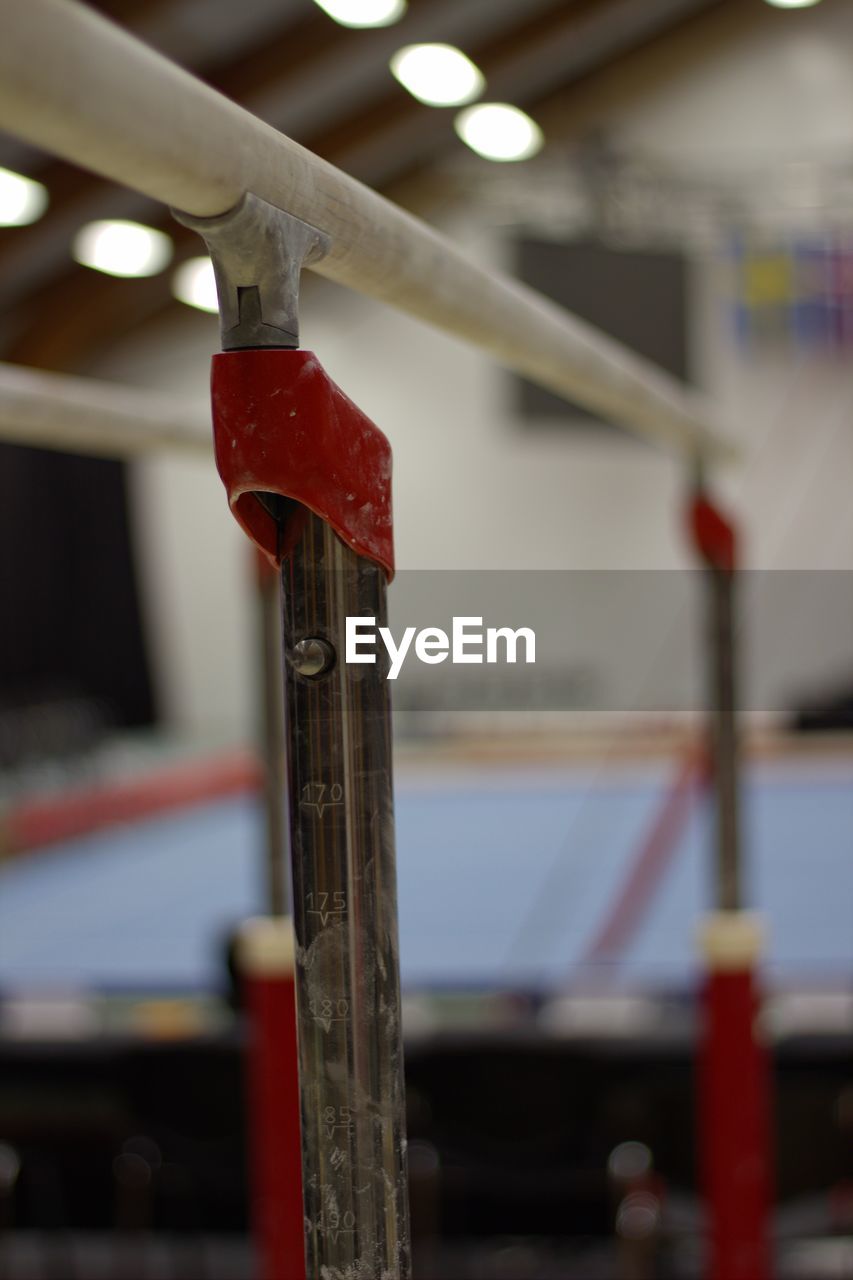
[173,193,329,350]
[174,193,394,576]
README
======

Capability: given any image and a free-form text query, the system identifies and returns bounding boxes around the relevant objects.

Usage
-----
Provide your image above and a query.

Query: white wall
[607,0,853,572]
[93,3,853,738]
[99,320,254,740]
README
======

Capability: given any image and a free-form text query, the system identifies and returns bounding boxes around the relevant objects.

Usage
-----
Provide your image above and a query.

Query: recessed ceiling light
[454,103,544,163]
[764,0,822,7]
[312,0,406,28]
[0,166,48,227]
[390,44,484,107]
[73,220,173,278]
[172,257,219,314]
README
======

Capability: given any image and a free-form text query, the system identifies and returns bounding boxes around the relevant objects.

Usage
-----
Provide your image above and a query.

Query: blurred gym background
[0,1,852,1276]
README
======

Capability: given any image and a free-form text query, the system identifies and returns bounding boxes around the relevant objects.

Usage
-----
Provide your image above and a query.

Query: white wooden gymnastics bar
[0,362,209,458]
[0,0,736,462]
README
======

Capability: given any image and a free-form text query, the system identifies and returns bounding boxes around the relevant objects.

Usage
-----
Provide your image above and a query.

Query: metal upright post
[175,194,411,1279]
[688,482,773,1280]
[706,544,740,913]
[255,549,289,917]
[282,514,409,1276]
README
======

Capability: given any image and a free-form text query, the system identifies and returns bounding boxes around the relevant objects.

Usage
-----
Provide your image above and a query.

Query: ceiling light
[312,0,406,28]
[454,103,544,163]
[763,0,822,7]
[0,166,48,226]
[172,257,219,314]
[73,220,172,278]
[390,44,484,107]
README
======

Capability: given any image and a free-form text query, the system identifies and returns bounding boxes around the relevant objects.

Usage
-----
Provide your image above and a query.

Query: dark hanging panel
[0,442,156,761]
[514,236,690,435]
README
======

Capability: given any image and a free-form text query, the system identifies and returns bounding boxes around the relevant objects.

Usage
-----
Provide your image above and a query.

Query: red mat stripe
[1,749,262,856]
[581,748,705,966]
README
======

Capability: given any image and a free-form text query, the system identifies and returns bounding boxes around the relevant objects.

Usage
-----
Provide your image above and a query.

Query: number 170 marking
[300,782,343,817]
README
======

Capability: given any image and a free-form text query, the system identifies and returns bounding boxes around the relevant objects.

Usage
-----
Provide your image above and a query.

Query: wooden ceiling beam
[90,0,177,22]
[3,0,744,373]
[0,0,566,368]
[0,4,345,270]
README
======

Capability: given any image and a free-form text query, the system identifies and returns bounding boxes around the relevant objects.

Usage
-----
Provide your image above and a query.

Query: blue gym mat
[0,761,850,995]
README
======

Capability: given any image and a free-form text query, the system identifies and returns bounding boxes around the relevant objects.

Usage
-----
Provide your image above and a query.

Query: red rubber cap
[211,348,394,577]
[688,493,737,573]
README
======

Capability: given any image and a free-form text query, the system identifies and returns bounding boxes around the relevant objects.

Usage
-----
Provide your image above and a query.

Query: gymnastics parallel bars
[0,5,754,1278]
[0,362,209,457]
[0,0,736,462]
